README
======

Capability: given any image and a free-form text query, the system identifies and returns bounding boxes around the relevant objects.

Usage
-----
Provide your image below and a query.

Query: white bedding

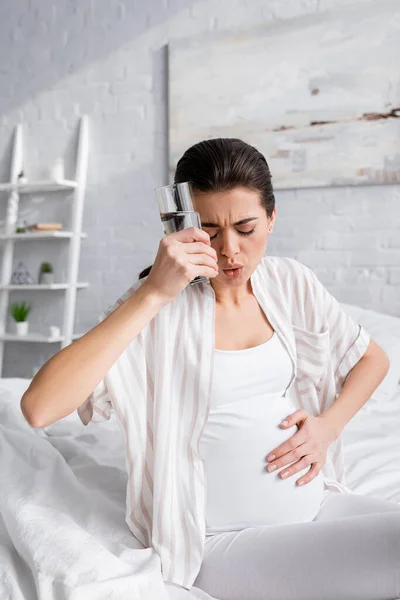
[0,303,399,599]
[0,379,215,600]
[342,383,400,505]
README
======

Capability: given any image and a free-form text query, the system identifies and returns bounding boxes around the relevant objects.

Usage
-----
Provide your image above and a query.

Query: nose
[220,229,240,259]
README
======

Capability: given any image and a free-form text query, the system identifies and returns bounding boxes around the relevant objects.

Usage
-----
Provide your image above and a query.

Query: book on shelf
[27,223,63,232]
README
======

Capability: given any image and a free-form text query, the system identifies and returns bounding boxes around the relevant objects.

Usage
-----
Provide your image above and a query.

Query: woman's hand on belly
[265,409,339,487]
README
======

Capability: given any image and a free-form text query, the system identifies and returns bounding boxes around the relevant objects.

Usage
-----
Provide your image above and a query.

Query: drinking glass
[155,181,208,285]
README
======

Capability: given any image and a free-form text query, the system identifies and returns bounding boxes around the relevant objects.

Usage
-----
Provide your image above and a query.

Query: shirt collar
[199,259,297,386]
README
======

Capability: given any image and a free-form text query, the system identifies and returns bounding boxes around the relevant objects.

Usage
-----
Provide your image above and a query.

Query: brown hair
[138,137,275,279]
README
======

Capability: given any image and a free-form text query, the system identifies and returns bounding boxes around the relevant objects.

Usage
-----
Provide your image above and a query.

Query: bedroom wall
[0,0,398,378]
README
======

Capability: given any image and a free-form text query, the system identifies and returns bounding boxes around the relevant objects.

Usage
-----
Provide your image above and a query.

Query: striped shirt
[77,256,371,590]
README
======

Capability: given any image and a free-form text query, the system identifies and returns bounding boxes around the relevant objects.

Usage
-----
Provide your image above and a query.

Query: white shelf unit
[0,180,78,194]
[0,283,89,290]
[0,232,87,240]
[0,333,79,343]
[0,115,89,376]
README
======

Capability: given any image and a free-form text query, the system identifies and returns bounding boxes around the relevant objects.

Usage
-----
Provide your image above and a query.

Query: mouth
[222,265,243,271]
[222,266,244,278]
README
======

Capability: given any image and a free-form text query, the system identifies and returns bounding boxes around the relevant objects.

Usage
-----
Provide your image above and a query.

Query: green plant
[16,220,26,233]
[40,262,53,273]
[17,170,24,179]
[10,302,31,322]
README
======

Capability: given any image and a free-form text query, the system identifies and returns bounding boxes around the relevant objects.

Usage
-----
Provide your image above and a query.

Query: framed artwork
[169,1,400,190]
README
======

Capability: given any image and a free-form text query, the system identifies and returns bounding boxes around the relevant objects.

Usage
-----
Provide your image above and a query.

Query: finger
[266,432,307,462]
[192,264,219,279]
[266,441,310,471]
[173,226,211,246]
[265,452,300,473]
[278,454,313,480]
[280,409,306,428]
[182,241,218,261]
[186,253,219,271]
[295,462,320,487]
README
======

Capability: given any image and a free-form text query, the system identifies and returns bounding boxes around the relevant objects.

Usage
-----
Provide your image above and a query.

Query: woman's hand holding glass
[141,227,219,307]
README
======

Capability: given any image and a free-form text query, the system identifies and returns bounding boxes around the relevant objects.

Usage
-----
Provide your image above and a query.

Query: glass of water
[155,181,208,285]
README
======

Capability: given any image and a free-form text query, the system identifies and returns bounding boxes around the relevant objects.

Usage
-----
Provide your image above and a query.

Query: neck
[210,278,253,308]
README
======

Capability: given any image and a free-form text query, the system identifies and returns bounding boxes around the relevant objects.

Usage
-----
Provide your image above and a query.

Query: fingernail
[281,420,288,426]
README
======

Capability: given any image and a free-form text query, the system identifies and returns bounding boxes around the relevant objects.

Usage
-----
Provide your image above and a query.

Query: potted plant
[17,170,27,184]
[39,262,54,285]
[15,219,27,234]
[10,302,31,335]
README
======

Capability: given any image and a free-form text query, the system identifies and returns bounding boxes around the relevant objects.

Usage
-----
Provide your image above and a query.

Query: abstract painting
[168,1,400,190]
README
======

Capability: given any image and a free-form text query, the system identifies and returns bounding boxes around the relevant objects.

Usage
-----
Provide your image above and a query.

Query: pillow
[340,303,400,403]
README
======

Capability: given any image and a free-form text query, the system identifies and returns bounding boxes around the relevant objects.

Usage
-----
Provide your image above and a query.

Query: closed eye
[209,228,256,240]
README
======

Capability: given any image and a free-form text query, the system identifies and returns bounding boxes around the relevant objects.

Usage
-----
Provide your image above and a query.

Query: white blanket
[0,379,216,600]
[1,377,400,598]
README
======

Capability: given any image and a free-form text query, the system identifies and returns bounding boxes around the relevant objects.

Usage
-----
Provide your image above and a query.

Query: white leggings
[193,490,400,600]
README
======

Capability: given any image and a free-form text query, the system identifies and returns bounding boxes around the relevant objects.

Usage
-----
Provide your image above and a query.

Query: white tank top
[199,331,328,537]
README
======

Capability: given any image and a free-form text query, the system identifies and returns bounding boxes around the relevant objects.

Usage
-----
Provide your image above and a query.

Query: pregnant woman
[21,138,400,600]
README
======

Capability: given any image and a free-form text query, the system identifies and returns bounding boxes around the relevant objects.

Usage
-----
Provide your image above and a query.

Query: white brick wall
[0,0,398,377]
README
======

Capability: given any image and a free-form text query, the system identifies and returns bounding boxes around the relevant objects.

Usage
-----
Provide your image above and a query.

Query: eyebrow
[201,217,258,228]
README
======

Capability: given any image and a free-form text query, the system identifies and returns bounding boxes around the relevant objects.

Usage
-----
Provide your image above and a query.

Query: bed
[1,302,399,600]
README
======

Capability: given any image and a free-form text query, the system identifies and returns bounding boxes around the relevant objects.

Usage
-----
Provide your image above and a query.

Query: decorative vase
[16,321,29,336]
[49,325,61,337]
[39,272,54,285]
[10,261,35,285]
[51,157,65,180]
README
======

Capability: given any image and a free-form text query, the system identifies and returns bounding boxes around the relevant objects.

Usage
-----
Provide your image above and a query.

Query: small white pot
[51,157,65,180]
[39,272,54,285]
[16,321,29,335]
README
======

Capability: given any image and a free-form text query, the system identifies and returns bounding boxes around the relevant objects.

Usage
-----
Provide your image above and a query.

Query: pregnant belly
[199,394,326,535]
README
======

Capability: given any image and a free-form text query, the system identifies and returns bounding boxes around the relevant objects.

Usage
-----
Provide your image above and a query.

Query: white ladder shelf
[0,115,89,376]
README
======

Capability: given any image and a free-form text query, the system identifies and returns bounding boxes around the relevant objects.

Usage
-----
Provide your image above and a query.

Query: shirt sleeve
[76,308,113,426]
[76,279,145,426]
[303,264,371,393]
[77,376,113,426]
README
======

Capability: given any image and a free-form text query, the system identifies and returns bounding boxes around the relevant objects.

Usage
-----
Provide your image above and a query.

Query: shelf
[0,333,65,343]
[0,231,87,241]
[0,117,89,374]
[0,179,78,194]
[0,332,85,343]
[0,283,89,290]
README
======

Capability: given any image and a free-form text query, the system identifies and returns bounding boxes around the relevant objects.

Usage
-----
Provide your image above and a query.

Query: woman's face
[192,186,276,286]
